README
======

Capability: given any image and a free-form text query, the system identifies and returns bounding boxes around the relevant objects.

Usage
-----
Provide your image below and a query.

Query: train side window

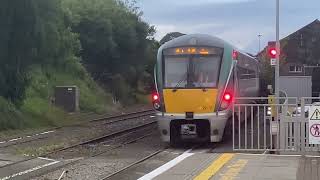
[227,71,234,89]
[238,67,256,79]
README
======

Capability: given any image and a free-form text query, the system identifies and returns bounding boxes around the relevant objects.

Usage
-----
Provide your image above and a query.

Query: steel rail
[100,148,166,180]
[100,143,208,180]
[0,117,156,170]
[0,109,154,148]
[30,127,159,180]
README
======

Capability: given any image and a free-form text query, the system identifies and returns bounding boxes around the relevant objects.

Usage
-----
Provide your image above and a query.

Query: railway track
[39,126,160,180]
[0,118,158,179]
[99,143,206,180]
[0,109,154,149]
[100,148,166,180]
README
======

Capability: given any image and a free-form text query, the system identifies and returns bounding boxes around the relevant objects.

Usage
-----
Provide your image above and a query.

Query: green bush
[135,93,151,105]
[0,97,25,130]
[21,97,67,127]
[26,65,113,114]
[4,64,115,130]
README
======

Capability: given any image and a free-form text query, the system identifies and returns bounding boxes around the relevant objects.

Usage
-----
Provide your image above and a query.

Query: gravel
[32,131,165,180]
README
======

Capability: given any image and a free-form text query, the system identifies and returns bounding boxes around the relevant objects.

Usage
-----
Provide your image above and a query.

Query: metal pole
[258,34,262,54]
[275,0,280,99]
[258,34,262,62]
[274,0,280,153]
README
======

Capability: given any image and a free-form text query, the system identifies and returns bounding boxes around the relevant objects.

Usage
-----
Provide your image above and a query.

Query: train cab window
[164,55,221,88]
[238,67,256,79]
[164,57,189,88]
[192,56,220,88]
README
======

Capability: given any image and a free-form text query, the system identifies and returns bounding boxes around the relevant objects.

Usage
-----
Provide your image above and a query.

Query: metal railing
[231,97,320,155]
[297,97,320,154]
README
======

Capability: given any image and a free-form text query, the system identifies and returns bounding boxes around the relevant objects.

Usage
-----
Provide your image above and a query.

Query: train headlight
[152,94,159,101]
[153,102,161,110]
[152,92,161,110]
[220,101,230,110]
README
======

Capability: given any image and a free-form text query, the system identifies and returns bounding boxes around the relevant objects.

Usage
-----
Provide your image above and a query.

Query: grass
[17,64,116,128]
[15,142,65,157]
[0,61,150,133]
[0,62,118,132]
[26,64,114,113]
[0,97,26,131]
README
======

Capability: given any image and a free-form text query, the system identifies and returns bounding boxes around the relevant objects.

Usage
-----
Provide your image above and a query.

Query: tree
[0,0,79,104]
[160,32,185,45]
[63,0,158,104]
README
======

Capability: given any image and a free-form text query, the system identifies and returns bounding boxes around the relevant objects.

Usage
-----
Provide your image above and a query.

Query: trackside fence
[232,97,320,155]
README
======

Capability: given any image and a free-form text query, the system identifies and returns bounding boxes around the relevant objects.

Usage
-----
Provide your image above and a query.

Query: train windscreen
[164,54,221,89]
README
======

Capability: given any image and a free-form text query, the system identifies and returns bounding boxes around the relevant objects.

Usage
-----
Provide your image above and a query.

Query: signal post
[267,40,279,152]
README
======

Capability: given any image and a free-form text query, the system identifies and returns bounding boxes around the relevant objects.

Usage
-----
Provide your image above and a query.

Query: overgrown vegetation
[0,0,158,130]
[63,0,159,105]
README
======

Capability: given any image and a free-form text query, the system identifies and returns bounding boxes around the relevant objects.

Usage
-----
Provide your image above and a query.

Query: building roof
[256,19,320,61]
[282,19,320,40]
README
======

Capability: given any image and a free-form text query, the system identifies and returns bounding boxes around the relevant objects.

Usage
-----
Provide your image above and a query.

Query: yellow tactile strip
[194,153,235,180]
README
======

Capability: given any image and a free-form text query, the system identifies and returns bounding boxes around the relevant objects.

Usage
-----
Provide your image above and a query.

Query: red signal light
[232,50,239,60]
[268,47,277,59]
[223,93,232,102]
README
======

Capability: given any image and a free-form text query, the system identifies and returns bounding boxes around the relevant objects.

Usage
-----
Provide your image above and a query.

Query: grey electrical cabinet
[54,86,79,112]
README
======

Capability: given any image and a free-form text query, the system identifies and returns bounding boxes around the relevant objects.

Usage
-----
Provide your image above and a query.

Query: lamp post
[258,34,262,54]
[257,34,262,62]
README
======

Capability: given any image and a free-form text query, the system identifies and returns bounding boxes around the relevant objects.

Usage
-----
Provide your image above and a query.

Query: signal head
[268,48,277,58]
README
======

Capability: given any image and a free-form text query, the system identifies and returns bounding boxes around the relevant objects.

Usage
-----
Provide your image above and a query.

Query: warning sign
[310,124,320,137]
[309,105,320,144]
[310,109,320,120]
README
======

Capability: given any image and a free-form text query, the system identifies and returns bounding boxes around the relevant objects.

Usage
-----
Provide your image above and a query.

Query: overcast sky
[137,0,320,54]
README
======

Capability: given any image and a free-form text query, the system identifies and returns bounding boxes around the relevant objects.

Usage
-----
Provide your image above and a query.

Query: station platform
[139,151,320,180]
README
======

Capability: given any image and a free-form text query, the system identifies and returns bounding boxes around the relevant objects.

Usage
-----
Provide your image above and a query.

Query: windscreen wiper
[172,72,187,92]
[198,77,208,92]
[190,73,208,92]
[199,83,208,92]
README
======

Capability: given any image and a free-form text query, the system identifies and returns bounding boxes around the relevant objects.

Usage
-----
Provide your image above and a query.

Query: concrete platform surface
[139,152,320,180]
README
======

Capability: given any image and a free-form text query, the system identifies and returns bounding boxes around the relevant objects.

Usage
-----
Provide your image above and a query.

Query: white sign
[270,58,276,66]
[309,105,320,144]
[271,121,278,135]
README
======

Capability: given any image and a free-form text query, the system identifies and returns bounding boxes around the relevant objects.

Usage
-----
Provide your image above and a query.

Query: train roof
[160,34,226,49]
[159,34,257,62]
[241,52,258,61]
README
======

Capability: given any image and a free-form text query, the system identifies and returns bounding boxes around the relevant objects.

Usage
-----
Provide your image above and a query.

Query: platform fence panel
[232,97,320,155]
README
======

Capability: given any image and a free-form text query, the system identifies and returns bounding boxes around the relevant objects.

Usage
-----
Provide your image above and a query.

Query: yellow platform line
[194,153,235,180]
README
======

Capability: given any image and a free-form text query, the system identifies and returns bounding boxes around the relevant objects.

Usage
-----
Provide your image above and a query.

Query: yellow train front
[152,34,259,145]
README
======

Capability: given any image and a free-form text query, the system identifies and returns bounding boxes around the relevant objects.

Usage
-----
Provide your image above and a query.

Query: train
[152,34,260,145]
